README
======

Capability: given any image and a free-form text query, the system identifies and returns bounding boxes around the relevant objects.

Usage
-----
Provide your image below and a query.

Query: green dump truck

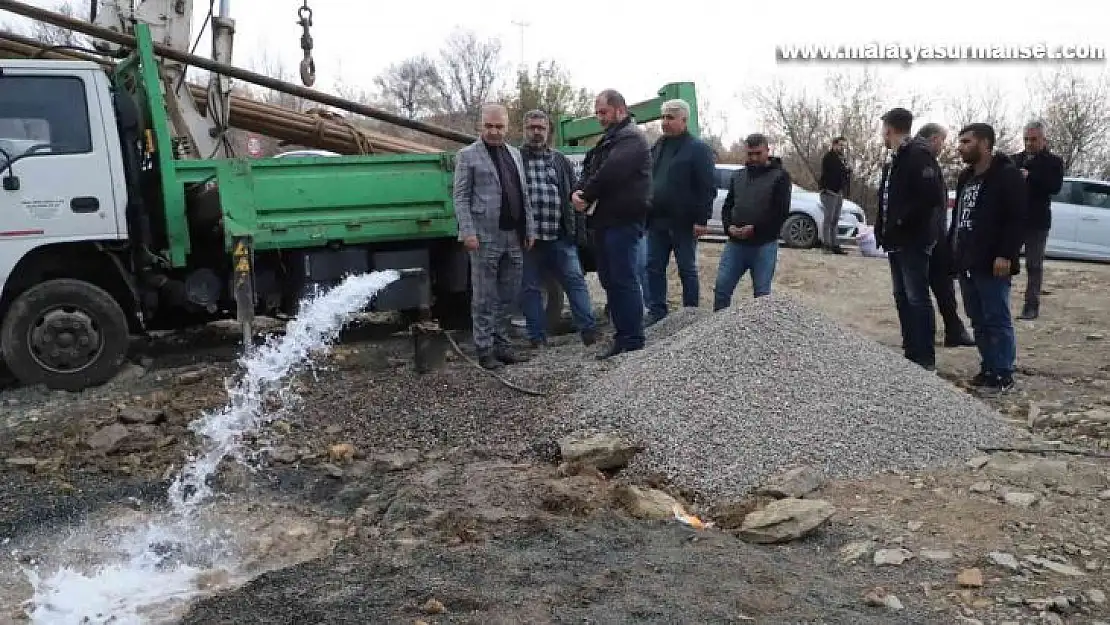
[0,18,698,391]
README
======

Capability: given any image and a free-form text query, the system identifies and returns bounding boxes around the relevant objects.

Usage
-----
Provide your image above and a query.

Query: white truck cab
[0,59,137,390]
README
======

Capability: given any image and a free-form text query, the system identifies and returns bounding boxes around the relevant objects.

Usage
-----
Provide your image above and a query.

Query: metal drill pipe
[0,0,478,145]
[0,31,441,154]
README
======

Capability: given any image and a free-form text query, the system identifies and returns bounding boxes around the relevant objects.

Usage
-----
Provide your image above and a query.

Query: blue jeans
[646,225,699,319]
[888,245,935,367]
[596,224,646,350]
[522,237,596,341]
[713,241,779,310]
[959,271,1016,377]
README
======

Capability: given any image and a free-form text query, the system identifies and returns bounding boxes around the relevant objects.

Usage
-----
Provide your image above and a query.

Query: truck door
[0,69,124,259]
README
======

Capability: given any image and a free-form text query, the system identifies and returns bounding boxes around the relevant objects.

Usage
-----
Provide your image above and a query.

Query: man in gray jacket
[452,103,536,369]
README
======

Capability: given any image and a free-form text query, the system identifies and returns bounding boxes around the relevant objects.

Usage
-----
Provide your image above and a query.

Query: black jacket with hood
[574,116,652,229]
[875,136,946,250]
[948,152,1028,276]
[720,157,791,246]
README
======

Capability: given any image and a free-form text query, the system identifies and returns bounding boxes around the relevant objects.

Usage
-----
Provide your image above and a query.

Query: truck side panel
[172,154,458,252]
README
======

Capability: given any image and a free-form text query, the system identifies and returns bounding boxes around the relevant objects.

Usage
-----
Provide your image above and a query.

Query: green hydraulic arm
[554,82,700,147]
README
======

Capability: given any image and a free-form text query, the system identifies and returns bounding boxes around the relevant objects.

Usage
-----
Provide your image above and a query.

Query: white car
[946,176,1110,262]
[708,164,867,248]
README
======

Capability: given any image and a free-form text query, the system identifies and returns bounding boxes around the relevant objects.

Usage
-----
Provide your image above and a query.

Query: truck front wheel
[1,279,130,391]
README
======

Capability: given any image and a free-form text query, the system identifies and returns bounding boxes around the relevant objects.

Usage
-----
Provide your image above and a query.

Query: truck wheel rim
[28,306,105,374]
[790,219,815,245]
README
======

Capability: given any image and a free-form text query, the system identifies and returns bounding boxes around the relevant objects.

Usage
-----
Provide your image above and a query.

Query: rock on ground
[737,498,835,544]
[557,431,640,471]
[546,294,1016,502]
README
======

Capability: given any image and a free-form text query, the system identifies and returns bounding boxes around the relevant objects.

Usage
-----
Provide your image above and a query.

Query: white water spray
[22,270,399,624]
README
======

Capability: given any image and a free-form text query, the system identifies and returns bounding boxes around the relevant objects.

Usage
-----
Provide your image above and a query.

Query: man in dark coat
[818,136,851,254]
[914,122,975,348]
[572,89,652,359]
[1011,120,1064,320]
[644,98,716,325]
[875,107,946,371]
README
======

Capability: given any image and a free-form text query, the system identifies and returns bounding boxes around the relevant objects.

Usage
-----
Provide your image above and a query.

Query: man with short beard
[518,109,597,348]
[950,123,1027,392]
[572,89,652,359]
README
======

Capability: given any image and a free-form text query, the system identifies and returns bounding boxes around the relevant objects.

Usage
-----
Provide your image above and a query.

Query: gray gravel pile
[550,294,1017,502]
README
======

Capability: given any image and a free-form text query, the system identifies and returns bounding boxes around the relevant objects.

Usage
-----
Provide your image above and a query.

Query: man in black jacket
[951,123,1027,392]
[875,107,946,370]
[818,136,851,254]
[519,109,597,348]
[712,133,791,309]
[644,98,716,325]
[1011,120,1065,320]
[915,123,975,348]
[572,89,652,359]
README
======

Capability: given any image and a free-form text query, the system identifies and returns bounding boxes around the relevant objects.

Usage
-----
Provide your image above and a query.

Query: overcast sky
[7,0,1109,142]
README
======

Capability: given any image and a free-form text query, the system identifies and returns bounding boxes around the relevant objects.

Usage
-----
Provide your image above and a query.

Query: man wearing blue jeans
[950,123,1027,392]
[713,133,791,309]
[874,107,946,371]
[572,89,652,359]
[645,98,716,325]
[519,110,597,347]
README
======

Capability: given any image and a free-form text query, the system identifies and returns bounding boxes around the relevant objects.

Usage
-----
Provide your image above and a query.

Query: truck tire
[1,279,130,392]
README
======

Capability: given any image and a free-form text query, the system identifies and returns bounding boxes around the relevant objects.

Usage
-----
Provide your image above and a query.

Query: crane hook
[297,1,316,87]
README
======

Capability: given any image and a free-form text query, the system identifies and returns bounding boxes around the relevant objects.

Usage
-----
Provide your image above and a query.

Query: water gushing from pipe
[23,270,399,624]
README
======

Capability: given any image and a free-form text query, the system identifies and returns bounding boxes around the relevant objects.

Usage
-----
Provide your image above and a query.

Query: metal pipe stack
[0,31,442,155]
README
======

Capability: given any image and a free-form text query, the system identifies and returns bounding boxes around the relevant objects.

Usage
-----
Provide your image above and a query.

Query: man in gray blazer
[453,103,537,369]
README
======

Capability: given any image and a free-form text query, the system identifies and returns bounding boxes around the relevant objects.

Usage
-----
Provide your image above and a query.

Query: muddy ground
[1,243,1108,624]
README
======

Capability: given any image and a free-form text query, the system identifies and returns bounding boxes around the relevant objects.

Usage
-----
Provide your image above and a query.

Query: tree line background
[7,1,1110,220]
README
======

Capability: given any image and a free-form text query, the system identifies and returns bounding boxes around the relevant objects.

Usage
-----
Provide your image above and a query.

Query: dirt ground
[1,243,1108,624]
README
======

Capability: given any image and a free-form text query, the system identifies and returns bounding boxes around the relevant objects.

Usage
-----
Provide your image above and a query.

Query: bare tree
[2,1,89,46]
[747,69,930,217]
[1025,68,1110,178]
[31,1,88,46]
[373,55,442,120]
[433,29,504,128]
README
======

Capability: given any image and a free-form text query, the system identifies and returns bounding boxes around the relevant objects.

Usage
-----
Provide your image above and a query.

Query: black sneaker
[970,372,990,387]
[980,373,1015,393]
[529,338,547,348]
[581,330,598,347]
[1016,306,1038,320]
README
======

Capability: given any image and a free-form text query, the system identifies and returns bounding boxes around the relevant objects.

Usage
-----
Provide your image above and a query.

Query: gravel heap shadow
[553,295,1017,502]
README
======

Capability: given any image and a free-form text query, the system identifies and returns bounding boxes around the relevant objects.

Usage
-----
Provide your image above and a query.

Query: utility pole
[511,19,529,71]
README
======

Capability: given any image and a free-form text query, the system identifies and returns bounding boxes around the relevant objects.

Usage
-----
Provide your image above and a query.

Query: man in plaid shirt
[519,109,598,347]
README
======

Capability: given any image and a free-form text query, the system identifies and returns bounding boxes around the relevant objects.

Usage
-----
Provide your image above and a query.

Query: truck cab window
[0,76,93,159]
